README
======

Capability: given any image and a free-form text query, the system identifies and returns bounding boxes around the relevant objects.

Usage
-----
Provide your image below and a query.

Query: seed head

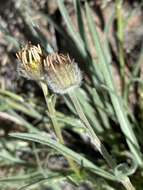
[44,53,82,94]
[16,43,44,81]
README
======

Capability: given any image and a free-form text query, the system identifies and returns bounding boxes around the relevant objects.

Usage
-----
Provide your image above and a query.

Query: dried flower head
[16,43,44,80]
[44,53,82,94]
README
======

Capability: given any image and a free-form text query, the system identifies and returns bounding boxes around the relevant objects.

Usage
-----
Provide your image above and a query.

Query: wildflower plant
[17,44,81,176]
[16,42,136,190]
[1,0,143,189]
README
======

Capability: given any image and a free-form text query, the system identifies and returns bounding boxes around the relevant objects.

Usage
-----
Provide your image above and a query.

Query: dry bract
[16,43,44,81]
[44,53,82,94]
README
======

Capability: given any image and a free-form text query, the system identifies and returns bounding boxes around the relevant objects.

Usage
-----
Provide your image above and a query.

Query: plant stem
[68,90,136,190]
[122,177,135,190]
[40,82,64,143]
[40,82,80,177]
[68,91,116,169]
[33,142,47,178]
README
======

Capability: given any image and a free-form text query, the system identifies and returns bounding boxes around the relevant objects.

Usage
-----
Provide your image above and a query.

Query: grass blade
[85,2,142,165]
[10,132,117,181]
[57,0,86,58]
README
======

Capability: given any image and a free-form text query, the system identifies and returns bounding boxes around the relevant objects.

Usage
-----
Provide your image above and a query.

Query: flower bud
[16,43,44,81]
[44,53,82,94]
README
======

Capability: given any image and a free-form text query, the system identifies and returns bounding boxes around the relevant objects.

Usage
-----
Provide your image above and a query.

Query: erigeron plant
[16,43,80,176]
[16,43,135,190]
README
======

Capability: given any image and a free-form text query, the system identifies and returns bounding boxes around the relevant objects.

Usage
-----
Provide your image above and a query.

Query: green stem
[68,91,116,169]
[40,82,80,177]
[33,142,47,178]
[68,90,136,190]
[40,82,64,143]
[122,177,135,190]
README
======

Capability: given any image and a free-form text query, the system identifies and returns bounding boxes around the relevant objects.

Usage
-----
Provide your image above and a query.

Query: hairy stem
[40,82,80,177]
[40,82,64,143]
